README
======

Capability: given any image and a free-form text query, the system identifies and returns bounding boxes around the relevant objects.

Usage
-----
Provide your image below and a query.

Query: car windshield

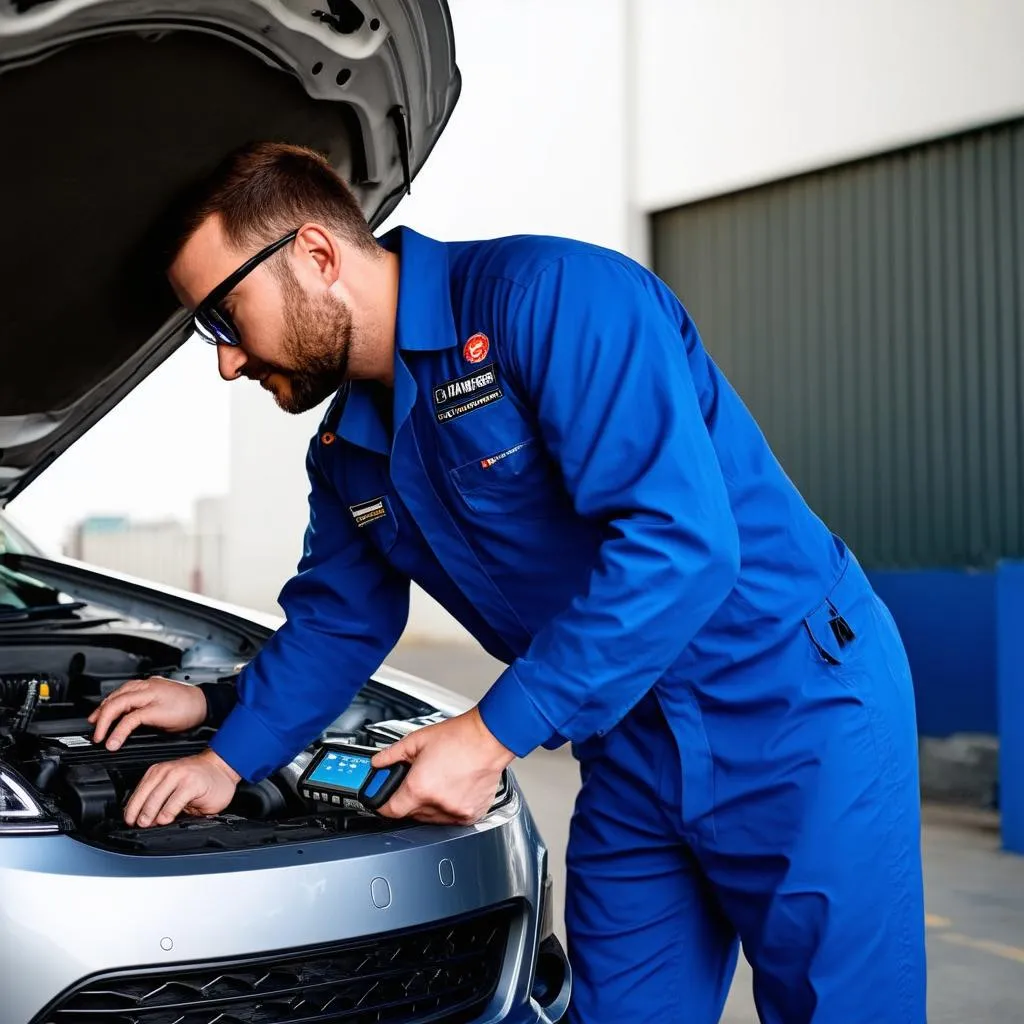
[0,516,37,557]
[0,523,74,616]
[0,560,66,613]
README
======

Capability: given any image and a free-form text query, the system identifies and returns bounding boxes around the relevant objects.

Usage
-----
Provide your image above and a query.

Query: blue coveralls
[211,227,927,1023]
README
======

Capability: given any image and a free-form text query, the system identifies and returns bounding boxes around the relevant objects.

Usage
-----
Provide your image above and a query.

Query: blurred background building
[65,497,228,601]
[66,515,193,591]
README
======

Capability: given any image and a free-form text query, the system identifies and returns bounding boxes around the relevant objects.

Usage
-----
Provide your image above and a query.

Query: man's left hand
[123,750,241,828]
[371,709,515,825]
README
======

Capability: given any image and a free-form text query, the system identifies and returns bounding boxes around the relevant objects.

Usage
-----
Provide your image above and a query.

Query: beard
[270,266,353,415]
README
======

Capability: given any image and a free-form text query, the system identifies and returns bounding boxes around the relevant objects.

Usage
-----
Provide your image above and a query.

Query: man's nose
[216,343,248,381]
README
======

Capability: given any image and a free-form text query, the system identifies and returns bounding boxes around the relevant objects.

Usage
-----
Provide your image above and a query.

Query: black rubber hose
[34,755,60,791]
[13,679,39,733]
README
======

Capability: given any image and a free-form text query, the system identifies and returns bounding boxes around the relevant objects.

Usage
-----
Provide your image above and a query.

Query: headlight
[0,767,59,834]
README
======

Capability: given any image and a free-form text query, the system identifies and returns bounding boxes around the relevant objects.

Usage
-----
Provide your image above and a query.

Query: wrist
[469,708,516,770]
[199,747,241,784]
[194,687,209,724]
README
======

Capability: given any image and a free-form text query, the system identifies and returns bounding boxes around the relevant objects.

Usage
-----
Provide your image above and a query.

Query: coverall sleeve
[209,442,410,782]
[476,253,740,758]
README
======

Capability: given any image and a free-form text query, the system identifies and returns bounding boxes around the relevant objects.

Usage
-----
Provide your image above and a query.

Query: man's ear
[292,223,341,290]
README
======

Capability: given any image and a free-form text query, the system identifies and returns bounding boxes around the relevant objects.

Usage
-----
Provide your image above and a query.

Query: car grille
[37,905,516,1024]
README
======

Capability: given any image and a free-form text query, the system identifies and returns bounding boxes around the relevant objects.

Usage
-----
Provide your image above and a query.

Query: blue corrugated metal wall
[869,569,996,735]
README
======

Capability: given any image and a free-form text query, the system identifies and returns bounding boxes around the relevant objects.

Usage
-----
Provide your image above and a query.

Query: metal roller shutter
[652,119,1024,569]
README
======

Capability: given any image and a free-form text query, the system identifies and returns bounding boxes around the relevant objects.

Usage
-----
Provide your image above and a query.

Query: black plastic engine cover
[30,730,215,830]
[59,764,118,829]
[34,729,211,765]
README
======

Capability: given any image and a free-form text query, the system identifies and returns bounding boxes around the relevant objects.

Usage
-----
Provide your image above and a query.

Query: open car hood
[0,0,460,505]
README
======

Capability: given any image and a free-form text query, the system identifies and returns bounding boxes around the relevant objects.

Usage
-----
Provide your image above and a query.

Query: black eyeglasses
[192,229,299,346]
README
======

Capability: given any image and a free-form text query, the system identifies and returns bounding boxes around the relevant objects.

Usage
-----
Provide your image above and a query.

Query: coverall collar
[381,225,459,353]
[337,226,456,455]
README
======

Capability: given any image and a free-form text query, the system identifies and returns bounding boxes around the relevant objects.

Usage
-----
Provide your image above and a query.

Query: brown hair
[164,141,380,268]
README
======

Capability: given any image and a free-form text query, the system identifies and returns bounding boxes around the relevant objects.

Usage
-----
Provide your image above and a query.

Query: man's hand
[88,677,208,751]
[371,709,515,825]
[123,749,241,828]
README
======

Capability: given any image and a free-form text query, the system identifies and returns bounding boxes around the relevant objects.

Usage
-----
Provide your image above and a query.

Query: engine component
[228,778,288,819]
[27,731,213,831]
[361,712,446,746]
[26,731,292,832]
[58,764,119,829]
[0,674,66,734]
[27,717,100,738]
[0,673,67,706]
[0,658,446,850]
[33,731,210,767]
[13,678,39,733]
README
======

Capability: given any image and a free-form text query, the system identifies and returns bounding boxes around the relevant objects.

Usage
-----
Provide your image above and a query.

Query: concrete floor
[388,642,1024,1023]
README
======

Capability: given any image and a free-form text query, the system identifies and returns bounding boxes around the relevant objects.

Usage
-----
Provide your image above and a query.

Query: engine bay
[0,637,447,854]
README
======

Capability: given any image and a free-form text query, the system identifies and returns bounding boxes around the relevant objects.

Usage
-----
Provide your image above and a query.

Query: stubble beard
[273,268,353,415]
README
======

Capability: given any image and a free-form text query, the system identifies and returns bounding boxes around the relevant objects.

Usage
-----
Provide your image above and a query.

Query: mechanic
[89,141,926,1024]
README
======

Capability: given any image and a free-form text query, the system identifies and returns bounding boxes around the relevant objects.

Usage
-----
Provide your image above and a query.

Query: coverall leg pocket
[695,580,926,1024]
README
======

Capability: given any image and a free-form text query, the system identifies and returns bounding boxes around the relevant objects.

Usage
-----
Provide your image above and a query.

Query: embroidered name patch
[433,363,504,423]
[480,441,531,469]
[349,497,388,527]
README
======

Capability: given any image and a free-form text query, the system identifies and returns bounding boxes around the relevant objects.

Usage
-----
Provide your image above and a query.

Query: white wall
[225,0,630,643]
[633,0,1024,212]
[222,383,323,614]
[381,0,631,254]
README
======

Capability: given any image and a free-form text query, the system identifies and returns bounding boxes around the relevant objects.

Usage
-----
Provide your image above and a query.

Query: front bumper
[0,788,570,1023]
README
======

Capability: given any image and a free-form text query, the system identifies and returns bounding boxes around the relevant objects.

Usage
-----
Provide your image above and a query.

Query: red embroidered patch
[463,333,490,364]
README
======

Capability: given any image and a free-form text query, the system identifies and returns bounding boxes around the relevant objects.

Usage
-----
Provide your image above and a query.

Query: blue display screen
[307,750,372,791]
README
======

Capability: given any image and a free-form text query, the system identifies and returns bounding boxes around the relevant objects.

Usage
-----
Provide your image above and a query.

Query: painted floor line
[939,932,1024,966]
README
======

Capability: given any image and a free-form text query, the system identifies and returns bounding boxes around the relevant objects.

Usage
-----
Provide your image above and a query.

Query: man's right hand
[88,677,208,751]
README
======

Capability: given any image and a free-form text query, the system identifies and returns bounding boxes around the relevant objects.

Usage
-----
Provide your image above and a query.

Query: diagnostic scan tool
[298,742,409,813]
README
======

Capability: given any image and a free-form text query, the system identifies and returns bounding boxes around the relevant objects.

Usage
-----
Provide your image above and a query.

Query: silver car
[0,2,571,1022]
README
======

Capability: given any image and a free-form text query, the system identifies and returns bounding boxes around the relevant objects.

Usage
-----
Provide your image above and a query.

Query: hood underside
[0,0,459,504]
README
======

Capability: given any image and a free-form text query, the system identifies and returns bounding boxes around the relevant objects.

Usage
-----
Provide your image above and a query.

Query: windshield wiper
[0,602,89,623]
[0,616,124,632]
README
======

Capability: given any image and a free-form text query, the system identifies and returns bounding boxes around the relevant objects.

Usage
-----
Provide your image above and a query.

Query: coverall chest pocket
[449,438,571,519]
